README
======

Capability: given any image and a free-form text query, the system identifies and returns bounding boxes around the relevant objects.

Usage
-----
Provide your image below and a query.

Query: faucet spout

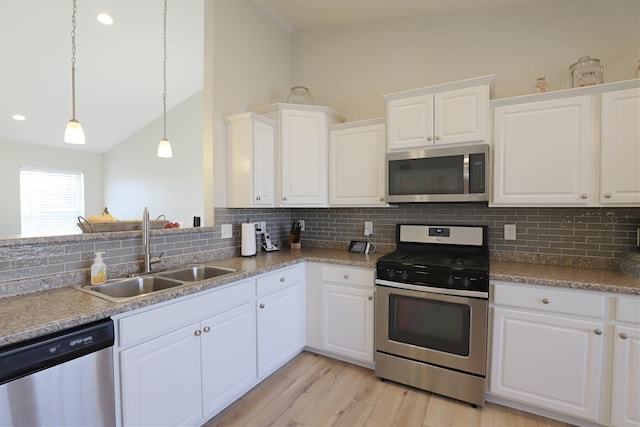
[143,206,151,274]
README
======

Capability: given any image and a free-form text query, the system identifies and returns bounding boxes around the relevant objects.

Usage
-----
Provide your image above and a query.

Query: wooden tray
[77,217,170,233]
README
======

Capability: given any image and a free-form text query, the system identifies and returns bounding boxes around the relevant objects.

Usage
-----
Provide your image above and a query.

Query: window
[20,167,85,236]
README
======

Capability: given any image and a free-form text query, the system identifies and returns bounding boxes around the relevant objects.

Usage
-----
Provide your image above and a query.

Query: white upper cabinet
[225,113,276,207]
[492,95,593,206]
[254,104,345,207]
[328,118,387,206]
[384,75,494,152]
[491,80,640,207]
[600,87,640,206]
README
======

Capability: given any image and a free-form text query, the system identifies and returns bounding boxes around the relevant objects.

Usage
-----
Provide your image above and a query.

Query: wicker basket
[77,217,170,233]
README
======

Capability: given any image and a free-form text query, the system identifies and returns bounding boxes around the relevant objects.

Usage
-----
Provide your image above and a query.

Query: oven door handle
[375,279,488,299]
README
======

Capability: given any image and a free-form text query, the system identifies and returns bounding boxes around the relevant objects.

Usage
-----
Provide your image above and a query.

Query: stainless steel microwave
[386,144,489,203]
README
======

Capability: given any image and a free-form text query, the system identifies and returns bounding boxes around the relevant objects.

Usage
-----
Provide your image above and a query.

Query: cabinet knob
[542,298,550,304]
[380,197,384,202]
[580,193,588,199]
[435,136,441,140]
[194,329,202,336]
[283,197,287,201]
[368,296,373,301]
[604,193,612,198]
[427,136,433,141]
[259,303,265,309]
[344,274,349,279]
[256,196,261,201]
[620,333,629,340]
[203,326,211,333]
[280,277,286,283]
[594,329,603,335]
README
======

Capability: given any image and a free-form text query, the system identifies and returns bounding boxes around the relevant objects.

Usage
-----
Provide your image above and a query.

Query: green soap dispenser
[91,252,107,285]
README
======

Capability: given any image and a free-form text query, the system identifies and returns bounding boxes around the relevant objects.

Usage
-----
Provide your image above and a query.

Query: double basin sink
[75,265,238,302]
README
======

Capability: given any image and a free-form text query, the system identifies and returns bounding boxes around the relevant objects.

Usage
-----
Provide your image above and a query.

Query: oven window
[388,155,464,195]
[388,294,470,356]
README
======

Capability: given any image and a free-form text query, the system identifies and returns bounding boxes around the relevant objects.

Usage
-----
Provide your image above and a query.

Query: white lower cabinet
[256,265,305,378]
[490,307,604,421]
[490,282,640,427]
[306,263,375,365]
[115,280,256,427]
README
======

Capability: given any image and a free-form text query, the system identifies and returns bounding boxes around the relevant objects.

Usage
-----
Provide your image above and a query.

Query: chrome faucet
[142,206,163,274]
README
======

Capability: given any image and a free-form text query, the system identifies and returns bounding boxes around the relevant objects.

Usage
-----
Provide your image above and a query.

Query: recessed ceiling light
[97,12,114,25]
[12,114,26,121]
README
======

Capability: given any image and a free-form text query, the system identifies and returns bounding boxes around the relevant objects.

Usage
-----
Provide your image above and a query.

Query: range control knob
[463,277,471,288]
[447,275,456,286]
[401,271,409,281]
[387,269,395,279]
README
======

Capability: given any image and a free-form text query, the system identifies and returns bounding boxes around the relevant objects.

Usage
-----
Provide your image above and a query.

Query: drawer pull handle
[620,333,629,340]
[280,277,286,283]
[542,298,550,304]
[368,296,373,301]
[594,329,603,336]
[194,329,201,336]
[259,303,265,309]
[203,326,210,333]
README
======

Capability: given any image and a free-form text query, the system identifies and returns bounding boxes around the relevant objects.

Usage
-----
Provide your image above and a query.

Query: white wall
[290,0,640,121]
[103,92,204,224]
[212,0,292,207]
[0,143,103,236]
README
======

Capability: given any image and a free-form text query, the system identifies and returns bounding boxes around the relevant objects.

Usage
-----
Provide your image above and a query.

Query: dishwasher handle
[0,318,114,386]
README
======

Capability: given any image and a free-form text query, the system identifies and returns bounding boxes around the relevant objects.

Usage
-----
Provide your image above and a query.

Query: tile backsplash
[0,204,637,296]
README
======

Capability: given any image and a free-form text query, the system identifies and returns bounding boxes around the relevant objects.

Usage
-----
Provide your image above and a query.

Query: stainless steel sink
[158,265,237,282]
[76,276,184,302]
[74,264,238,302]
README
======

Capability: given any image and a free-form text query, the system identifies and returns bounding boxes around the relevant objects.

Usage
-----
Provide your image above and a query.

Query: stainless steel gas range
[375,224,489,407]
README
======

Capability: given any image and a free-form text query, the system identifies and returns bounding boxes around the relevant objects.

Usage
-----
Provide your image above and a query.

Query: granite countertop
[1,248,638,347]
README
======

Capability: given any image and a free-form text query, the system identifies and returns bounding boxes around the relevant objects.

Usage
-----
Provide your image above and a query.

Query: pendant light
[64,0,85,145]
[157,0,173,158]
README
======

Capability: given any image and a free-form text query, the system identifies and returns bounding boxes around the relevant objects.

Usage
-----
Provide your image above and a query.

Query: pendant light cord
[70,0,78,120]
[162,0,168,139]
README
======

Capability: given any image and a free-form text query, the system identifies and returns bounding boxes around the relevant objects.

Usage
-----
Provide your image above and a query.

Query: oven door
[375,284,488,376]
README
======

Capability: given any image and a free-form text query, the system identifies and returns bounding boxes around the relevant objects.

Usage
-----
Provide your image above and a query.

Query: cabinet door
[321,283,374,362]
[329,122,386,206]
[387,94,434,151]
[253,119,275,206]
[490,307,604,422]
[492,96,593,205]
[611,325,640,427]
[600,88,640,206]
[201,302,256,418]
[280,109,327,206]
[257,282,305,378]
[434,85,487,146]
[120,324,202,427]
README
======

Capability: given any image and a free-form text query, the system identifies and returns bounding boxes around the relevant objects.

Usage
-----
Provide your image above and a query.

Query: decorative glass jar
[569,56,603,88]
[287,86,314,105]
[534,77,549,93]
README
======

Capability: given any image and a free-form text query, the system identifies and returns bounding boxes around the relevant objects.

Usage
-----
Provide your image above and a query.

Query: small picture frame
[349,240,370,254]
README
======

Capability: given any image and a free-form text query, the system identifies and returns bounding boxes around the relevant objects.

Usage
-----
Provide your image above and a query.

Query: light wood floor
[204,351,575,427]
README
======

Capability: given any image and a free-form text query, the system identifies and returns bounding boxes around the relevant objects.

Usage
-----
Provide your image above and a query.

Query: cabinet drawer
[616,297,640,324]
[321,265,374,287]
[491,282,605,318]
[117,279,254,348]
[256,264,304,298]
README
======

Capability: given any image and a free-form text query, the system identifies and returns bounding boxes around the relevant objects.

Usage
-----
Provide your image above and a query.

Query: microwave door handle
[463,154,470,194]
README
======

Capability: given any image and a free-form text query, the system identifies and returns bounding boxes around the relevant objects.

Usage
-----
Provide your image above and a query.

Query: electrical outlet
[256,221,266,235]
[298,220,305,231]
[221,224,232,239]
[504,224,516,240]
[364,221,373,236]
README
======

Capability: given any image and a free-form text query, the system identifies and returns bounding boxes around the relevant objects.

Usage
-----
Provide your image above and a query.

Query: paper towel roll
[241,222,257,256]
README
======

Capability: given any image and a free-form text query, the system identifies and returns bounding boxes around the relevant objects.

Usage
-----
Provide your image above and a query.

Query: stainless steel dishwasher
[0,319,116,426]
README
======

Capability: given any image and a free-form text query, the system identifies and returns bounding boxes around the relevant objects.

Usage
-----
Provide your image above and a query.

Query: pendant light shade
[157,0,173,158]
[64,0,85,145]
